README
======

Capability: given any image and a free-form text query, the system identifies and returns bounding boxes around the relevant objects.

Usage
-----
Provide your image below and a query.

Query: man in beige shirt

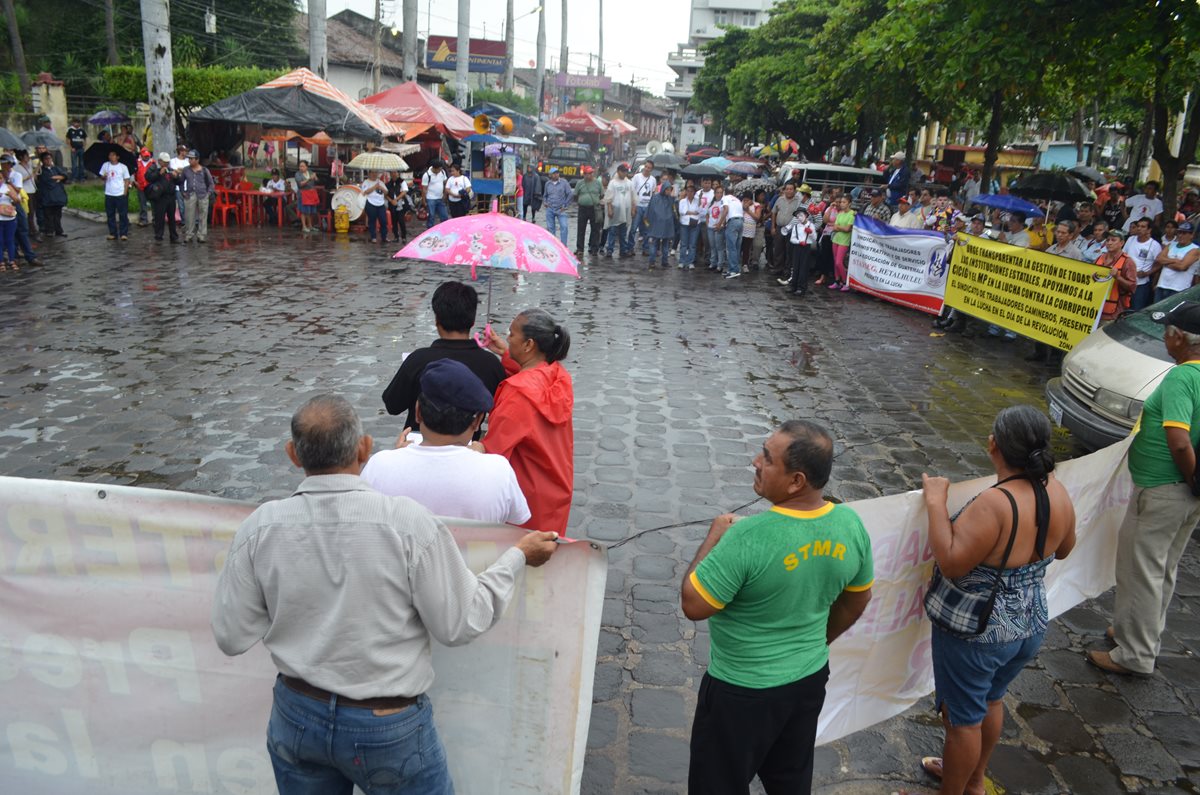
[212,394,557,794]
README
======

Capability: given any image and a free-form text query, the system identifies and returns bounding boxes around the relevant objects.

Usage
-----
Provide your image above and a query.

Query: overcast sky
[302,0,691,94]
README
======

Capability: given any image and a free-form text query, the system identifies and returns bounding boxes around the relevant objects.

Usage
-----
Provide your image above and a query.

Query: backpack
[144,167,167,201]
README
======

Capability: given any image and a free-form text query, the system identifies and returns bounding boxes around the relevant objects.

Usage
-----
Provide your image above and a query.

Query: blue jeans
[627,204,651,253]
[605,222,628,255]
[545,207,569,244]
[649,236,671,265]
[426,198,449,228]
[267,677,453,795]
[70,146,85,181]
[679,223,699,266]
[13,204,36,261]
[706,226,725,269]
[932,627,1043,727]
[104,194,129,237]
[365,202,387,240]
[0,219,15,261]
[1132,282,1154,311]
[724,217,744,274]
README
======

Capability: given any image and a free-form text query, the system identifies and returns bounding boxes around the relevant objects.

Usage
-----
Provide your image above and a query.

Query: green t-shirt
[1129,361,1200,488]
[832,210,856,247]
[690,503,874,689]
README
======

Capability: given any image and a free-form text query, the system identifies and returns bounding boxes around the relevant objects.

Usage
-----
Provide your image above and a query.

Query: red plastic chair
[212,189,241,226]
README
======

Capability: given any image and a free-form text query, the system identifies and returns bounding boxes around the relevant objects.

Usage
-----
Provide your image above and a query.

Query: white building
[665,0,780,104]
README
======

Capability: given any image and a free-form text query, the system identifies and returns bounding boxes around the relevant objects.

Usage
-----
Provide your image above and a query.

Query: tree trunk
[1074,107,1084,164]
[140,0,176,154]
[373,0,383,95]
[455,0,470,108]
[980,89,1004,195]
[1131,102,1153,181]
[309,0,327,79]
[1151,89,1200,223]
[1089,98,1101,167]
[402,0,418,83]
[105,0,120,65]
[1,0,31,105]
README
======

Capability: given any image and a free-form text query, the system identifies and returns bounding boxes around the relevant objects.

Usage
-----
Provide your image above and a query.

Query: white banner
[818,438,1133,742]
[847,216,951,315]
[0,478,607,794]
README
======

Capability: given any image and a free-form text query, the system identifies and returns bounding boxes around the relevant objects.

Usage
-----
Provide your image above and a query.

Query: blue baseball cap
[548,167,560,174]
[419,360,494,413]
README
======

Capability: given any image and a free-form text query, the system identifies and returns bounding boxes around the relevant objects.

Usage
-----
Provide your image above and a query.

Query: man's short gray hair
[290,394,363,471]
[1168,325,1200,347]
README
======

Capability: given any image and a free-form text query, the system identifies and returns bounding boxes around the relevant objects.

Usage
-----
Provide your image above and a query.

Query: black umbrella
[1067,164,1105,184]
[648,151,685,169]
[1009,172,1090,203]
[0,127,25,150]
[84,142,137,176]
[681,163,725,179]
[22,130,65,150]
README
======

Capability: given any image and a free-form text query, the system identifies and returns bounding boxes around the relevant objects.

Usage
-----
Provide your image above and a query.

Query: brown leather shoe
[1086,649,1143,675]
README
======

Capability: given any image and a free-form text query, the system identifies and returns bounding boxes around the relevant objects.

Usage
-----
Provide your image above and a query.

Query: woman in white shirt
[446,163,472,218]
[361,170,390,244]
[677,184,701,269]
[0,157,19,269]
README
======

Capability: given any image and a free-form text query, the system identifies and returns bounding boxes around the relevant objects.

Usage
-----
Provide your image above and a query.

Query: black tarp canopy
[189,68,401,143]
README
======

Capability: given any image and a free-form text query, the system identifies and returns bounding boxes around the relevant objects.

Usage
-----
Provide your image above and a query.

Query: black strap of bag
[979,487,1021,622]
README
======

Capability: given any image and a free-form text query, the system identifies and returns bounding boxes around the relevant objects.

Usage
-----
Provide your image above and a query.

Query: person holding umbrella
[475,309,575,537]
[99,148,132,241]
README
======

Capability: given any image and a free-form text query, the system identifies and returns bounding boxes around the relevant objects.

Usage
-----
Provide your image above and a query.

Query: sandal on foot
[921,756,943,780]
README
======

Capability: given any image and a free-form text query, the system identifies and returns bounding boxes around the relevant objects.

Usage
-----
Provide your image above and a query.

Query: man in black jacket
[35,152,69,237]
[145,153,180,243]
[382,281,507,434]
[523,165,544,222]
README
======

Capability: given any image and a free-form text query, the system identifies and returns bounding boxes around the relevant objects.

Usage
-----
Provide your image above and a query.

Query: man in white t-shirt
[705,183,726,271]
[445,163,473,218]
[98,149,132,240]
[627,161,657,256]
[1153,221,1200,304]
[362,359,530,525]
[721,189,745,279]
[169,144,191,223]
[422,161,450,228]
[1123,217,1164,310]
[1123,181,1164,233]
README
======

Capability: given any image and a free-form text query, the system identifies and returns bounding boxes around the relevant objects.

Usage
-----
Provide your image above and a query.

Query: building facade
[665,0,780,106]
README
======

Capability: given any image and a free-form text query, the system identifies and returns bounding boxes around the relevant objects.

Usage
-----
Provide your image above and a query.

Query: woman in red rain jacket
[477,309,574,535]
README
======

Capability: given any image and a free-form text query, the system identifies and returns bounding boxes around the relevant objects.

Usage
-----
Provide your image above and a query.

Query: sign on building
[555,74,613,89]
[426,36,506,74]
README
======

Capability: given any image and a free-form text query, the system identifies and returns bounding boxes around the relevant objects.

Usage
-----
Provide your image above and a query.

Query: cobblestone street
[3,214,1199,793]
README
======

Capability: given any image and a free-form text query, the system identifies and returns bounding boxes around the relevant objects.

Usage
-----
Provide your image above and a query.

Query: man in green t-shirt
[680,420,873,794]
[1090,299,1200,676]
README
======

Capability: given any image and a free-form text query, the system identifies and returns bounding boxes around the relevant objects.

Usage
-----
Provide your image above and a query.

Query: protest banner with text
[945,234,1110,350]
[847,216,950,315]
[0,435,1134,792]
[0,480,607,794]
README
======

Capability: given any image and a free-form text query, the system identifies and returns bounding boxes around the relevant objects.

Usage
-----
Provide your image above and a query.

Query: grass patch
[65,182,136,214]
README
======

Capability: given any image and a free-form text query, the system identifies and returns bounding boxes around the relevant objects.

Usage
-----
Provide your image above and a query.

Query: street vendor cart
[463,132,535,216]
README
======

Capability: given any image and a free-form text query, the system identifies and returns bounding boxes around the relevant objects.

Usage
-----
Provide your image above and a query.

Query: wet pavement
[3,212,1199,794]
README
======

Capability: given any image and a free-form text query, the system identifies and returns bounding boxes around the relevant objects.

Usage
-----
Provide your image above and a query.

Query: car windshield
[1105,283,1200,362]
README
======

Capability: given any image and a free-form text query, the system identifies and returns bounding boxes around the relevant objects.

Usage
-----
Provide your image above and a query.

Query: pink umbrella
[395,201,581,341]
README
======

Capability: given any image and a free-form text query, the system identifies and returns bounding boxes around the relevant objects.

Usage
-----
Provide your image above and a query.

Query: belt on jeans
[280,675,419,711]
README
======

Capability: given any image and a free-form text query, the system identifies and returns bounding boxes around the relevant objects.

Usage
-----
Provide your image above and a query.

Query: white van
[776,163,885,198]
[1044,289,1191,450]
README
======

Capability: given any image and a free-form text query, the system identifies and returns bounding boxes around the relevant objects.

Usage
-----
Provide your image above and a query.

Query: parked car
[776,162,885,199]
[537,143,594,183]
[1044,288,1192,450]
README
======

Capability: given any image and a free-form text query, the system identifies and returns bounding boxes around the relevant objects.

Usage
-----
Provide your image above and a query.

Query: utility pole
[139,0,176,153]
[455,0,470,108]
[402,0,418,83]
[535,2,546,120]
[559,0,568,113]
[105,0,120,65]
[309,0,327,79]
[597,0,604,74]
[1,0,31,105]
[504,0,514,92]
[372,0,383,94]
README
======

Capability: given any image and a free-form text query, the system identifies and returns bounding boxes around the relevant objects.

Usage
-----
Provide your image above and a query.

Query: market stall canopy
[608,118,637,135]
[466,102,538,138]
[534,121,565,138]
[363,82,476,140]
[463,133,537,147]
[261,129,335,146]
[548,105,613,135]
[191,68,402,141]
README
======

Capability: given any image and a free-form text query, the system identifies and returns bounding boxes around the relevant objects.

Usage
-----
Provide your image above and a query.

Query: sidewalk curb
[64,207,106,224]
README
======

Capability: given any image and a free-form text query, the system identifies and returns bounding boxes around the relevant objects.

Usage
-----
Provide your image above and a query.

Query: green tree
[472,88,538,117]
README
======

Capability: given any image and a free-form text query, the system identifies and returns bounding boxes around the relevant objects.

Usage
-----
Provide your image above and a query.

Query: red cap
[140,148,151,156]
[581,166,594,174]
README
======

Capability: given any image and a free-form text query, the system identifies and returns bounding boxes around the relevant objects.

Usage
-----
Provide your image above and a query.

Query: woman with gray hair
[475,309,574,536]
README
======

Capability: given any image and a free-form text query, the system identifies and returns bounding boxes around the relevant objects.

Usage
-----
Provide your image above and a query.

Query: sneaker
[724,271,741,280]
[55,232,67,237]
[155,236,163,241]
[777,278,791,286]
[369,238,377,243]
[686,264,695,270]
[827,281,841,290]
[119,235,128,241]
[106,235,116,240]
[840,285,850,292]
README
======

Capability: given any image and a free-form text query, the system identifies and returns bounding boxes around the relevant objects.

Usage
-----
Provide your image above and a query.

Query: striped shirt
[211,474,526,698]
